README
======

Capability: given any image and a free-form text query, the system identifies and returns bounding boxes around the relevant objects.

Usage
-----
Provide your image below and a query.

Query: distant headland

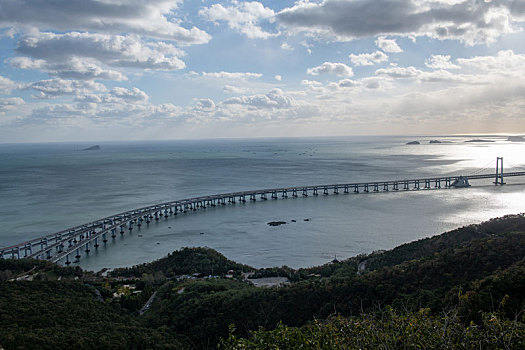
[83,145,101,151]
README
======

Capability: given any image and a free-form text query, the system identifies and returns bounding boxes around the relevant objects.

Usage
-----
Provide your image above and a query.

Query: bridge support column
[364,184,369,193]
[344,185,349,194]
[103,233,107,243]
[250,194,256,201]
[155,211,159,220]
[354,185,359,193]
[435,179,441,188]
[414,180,420,189]
[313,188,318,195]
[373,183,379,192]
[303,189,308,197]
[85,242,90,254]
[282,190,288,198]
[333,186,339,194]
[323,187,328,195]
[65,254,71,265]
[75,248,81,260]
[292,189,297,197]
[111,228,117,238]
[494,157,505,185]
[94,238,99,248]
[383,183,389,191]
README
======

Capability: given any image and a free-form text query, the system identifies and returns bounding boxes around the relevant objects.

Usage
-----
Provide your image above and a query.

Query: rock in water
[267,221,287,226]
[406,141,420,145]
[83,145,101,151]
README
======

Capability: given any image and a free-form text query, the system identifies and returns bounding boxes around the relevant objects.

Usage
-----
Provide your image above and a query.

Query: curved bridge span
[2,166,525,264]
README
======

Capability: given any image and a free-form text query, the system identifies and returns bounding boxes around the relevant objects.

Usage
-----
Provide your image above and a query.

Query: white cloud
[275,75,282,81]
[457,50,525,75]
[10,57,127,81]
[15,32,187,73]
[375,66,423,78]
[194,98,216,111]
[200,2,277,39]
[425,55,461,69]
[0,97,24,112]
[349,51,389,66]
[27,79,107,99]
[0,75,18,94]
[307,62,354,77]
[111,87,149,102]
[277,0,522,45]
[201,71,263,80]
[0,0,210,45]
[223,85,249,94]
[375,36,403,53]
[223,88,296,109]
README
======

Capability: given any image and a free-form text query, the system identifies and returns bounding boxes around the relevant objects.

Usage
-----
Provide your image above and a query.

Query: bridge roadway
[1,171,525,264]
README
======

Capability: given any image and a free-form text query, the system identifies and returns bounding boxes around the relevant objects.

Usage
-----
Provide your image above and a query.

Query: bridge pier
[414,180,420,189]
[323,187,328,195]
[250,194,256,201]
[333,186,339,194]
[94,238,99,248]
[354,184,359,193]
[103,233,108,243]
[75,248,81,260]
[435,179,441,188]
[282,190,288,198]
[373,183,379,192]
[364,184,369,193]
[65,254,71,265]
[261,193,267,200]
[344,185,349,194]
[85,242,90,254]
[292,189,297,197]
[303,189,308,197]
[313,188,318,195]
[111,228,117,238]
[494,157,505,185]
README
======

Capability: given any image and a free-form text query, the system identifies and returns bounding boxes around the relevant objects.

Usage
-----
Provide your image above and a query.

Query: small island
[406,141,420,145]
[83,145,101,151]
[429,140,442,144]
[507,136,525,142]
[465,139,495,143]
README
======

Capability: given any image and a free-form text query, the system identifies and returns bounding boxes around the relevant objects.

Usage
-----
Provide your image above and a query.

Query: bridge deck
[1,171,524,263]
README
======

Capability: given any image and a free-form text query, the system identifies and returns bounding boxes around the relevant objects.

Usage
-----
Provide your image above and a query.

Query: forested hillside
[1,214,524,349]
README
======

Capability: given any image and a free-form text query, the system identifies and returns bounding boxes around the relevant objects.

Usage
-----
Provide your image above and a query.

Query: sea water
[0,136,524,271]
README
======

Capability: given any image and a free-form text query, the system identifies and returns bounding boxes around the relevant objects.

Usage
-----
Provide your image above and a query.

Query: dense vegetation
[1,214,524,349]
[110,247,251,278]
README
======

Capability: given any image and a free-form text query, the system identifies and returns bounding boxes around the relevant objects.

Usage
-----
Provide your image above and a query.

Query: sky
[0,0,524,142]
